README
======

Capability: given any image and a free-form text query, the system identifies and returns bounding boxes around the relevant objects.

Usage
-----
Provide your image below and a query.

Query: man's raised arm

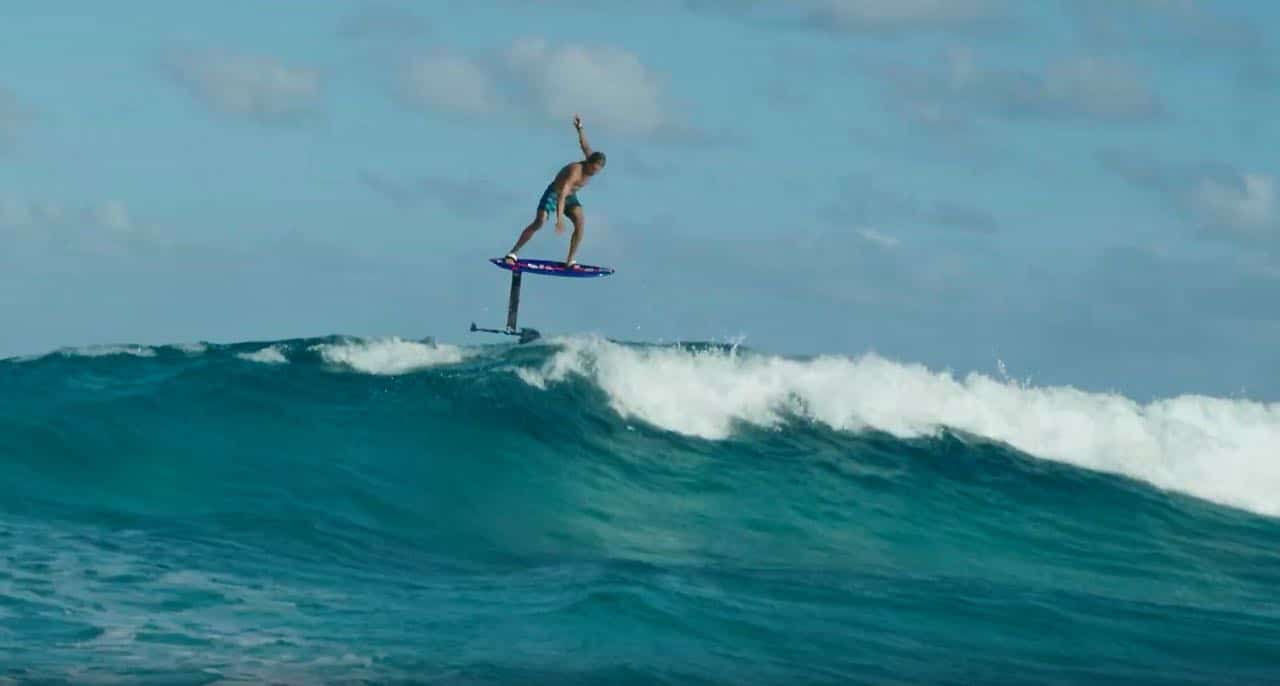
[574,114,592,159]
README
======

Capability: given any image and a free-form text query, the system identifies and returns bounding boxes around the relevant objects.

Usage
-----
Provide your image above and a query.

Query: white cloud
[504,38,668,134]
[1100,151,1279,243]
[167,51,322,123]
[398,38,677,136]
[0,197,151,256]
[402,54,500,115]
[1191,173,1277,237]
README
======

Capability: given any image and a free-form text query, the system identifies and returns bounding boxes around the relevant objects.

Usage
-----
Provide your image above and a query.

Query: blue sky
[1,0,1277,399]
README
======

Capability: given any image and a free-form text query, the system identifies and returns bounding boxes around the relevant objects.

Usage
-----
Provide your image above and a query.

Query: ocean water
[1,335,1278,685]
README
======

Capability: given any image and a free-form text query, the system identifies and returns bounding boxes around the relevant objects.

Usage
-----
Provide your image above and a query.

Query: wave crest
[311,337,468,375]
[521,336,1280,516]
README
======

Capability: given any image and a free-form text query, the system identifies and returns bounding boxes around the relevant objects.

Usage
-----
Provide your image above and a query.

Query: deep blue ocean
[2,335,1278,685]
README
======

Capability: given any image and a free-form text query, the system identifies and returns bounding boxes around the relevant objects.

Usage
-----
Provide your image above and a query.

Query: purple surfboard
[490,257,615,278]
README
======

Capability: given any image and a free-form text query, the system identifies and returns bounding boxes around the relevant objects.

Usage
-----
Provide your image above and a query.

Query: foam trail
[521,336,1280,517]
[311,337,467,375]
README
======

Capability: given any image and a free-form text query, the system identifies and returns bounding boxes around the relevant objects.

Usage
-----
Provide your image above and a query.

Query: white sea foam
[520,336,1280,517]
[311,337,466,375]
[59,344,157,358]
[172,342,209,355]
[238,345,289,365]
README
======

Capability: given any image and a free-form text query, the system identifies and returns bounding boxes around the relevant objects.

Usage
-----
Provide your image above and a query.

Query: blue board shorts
[538,184,581,216]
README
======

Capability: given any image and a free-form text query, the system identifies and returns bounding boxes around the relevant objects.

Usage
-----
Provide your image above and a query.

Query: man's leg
[564,205,585,266]
[507,211,546,261]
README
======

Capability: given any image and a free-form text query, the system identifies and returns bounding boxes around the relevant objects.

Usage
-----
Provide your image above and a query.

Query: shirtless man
[504,114,606,269]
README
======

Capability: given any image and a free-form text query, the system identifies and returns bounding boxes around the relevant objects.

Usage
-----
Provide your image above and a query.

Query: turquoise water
[2,335,1279,684]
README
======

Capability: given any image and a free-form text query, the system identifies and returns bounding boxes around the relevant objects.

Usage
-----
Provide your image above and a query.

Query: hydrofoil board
[490,257,614,278]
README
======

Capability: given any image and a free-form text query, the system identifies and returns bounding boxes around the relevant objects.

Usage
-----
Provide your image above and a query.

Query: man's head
[585,151,606,175]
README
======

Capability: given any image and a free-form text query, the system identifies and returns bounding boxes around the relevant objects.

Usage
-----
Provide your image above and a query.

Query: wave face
[2,335,1279,684]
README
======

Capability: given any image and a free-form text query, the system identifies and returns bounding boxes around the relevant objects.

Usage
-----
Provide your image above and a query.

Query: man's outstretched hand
[573,114,582,130]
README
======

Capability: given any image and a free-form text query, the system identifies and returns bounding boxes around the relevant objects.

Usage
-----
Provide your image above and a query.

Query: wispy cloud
[361,171,520,219]
[402,53,500,115]
[1067,0,1276,103]
[824,173,1003,235]
[876,48,1165,128]
[0,196,154,256]
[165,50,323,124]
[857,227,900,248]
[1039,56,1165,121]
[1189,174,1277,238]
[359,172,419,210]
[1100,149,1279,243]
[398,38,689,138]
[1067,0,1264,58]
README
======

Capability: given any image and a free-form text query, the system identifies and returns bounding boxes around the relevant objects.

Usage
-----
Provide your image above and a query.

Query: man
[504,114,606,269]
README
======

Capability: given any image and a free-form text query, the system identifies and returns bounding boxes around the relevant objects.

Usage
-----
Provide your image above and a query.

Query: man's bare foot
[504,253,518,265]
[564,260,580,270]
